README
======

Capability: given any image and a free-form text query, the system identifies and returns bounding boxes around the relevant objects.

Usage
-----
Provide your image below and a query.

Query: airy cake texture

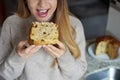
[29,22,59,45]
[95,35,120,59]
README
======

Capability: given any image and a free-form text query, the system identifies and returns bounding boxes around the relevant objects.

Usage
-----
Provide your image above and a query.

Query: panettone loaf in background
[29,22,59,45]
[95,35,120,59]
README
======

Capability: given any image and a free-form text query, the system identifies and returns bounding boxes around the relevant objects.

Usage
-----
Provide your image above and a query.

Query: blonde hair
[17,0,81,61]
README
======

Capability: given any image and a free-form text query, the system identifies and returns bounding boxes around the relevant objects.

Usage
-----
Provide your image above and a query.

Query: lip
[37,9,49,18]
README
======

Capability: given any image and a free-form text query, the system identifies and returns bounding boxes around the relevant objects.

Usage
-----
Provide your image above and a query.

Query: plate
[88,43,120,62]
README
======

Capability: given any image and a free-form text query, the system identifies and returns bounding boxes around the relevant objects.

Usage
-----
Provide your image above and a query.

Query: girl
[0,0,87,80]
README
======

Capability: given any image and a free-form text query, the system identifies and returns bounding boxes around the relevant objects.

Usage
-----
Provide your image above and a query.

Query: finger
[47,45,59,52]
[30,46,42,53]
[24,43,30,48]
[17,40,28,52]
[47,45,66,58]
[56,41,66,49]
[18,40,28,48]
[45,45,61,58]
[25,45,36,53]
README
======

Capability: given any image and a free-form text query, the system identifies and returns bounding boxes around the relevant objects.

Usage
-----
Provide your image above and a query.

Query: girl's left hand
[43,41,67,58]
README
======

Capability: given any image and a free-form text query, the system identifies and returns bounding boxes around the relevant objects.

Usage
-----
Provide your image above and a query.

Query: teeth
[39,10,47,13]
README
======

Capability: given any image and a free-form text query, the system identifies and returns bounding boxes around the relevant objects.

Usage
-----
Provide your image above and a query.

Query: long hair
[17,0,81,61]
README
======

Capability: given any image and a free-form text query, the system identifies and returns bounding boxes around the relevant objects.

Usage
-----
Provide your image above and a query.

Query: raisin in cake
[29,22,58,45]
[95,35,120,59]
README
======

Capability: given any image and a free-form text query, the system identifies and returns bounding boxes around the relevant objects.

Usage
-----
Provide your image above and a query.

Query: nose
[38,0,46,7]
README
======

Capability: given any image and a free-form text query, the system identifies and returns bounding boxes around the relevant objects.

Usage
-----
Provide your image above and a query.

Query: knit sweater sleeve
[0,17,25,80]
[57,16,87,80]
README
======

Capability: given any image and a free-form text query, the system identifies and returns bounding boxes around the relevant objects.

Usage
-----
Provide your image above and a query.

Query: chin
[39,19,51,22]
[35,17,50,22]
[36,14,53,22]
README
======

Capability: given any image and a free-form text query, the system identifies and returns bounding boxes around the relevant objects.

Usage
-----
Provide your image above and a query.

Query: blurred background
[0,0,120,40]
[0,0,18,25]
[67,0,109,40]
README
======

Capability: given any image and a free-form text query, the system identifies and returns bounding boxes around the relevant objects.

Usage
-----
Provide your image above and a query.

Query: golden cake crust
[29,22,59,45]
[95,35,120,59]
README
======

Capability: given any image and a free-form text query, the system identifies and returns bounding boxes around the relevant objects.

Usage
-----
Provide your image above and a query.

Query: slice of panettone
[29,22,59,45]
[95,35,120,59]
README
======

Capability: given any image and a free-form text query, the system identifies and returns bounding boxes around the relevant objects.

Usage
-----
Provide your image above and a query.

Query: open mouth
[37,9,49,17]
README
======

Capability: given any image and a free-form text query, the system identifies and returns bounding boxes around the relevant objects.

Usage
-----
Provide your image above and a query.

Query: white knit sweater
[0,15,87,80]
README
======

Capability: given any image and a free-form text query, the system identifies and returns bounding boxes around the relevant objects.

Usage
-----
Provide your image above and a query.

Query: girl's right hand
[16,40,42,59]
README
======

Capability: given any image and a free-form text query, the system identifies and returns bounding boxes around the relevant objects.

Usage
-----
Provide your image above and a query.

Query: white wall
[106,6,120,40]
